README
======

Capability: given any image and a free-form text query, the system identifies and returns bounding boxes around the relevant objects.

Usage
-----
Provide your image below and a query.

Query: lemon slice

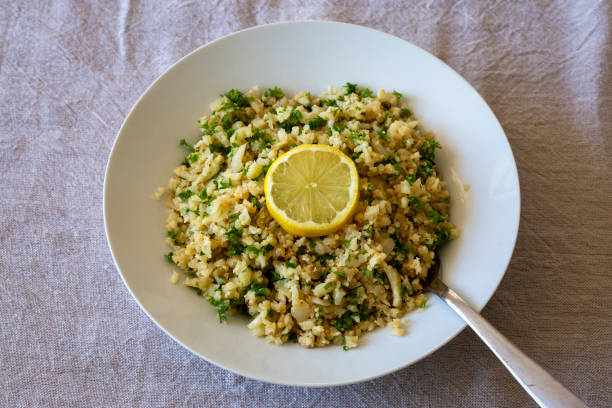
[264,144,359,237]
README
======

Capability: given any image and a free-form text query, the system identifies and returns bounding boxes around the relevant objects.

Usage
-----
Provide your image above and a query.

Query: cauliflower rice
[161,84,456,349]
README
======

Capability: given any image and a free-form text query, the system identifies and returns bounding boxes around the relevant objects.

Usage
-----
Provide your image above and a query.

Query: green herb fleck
[221,88,249,108]
[360,88,373,98]
[279,109,303,132]
[307,116,326,130]
[207,295,230,323]
[199,190,216,206]
[245,245,262,255]
[177,190,194,202]
[376,129,389,141]
[248,194,262,209]
[214,179,232,190]
[179,139,196,152]
[333,311,355,333]
[344,82,357,95]
[210,143,231,155]
[409,196,421,211]
[429,209,445,223]
[250,281,266,296]
[320,99,338,107]
[264,87,284,98]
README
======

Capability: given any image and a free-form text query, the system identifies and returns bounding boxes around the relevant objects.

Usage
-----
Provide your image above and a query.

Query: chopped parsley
[390,232,411,254]
[220,110,252,131]
[167,230,178,239]
[250,281,266,296]
[334,270,346,279]
[417,164,434,179]
[213,179,232,189]
[428,226,451,250]
[248,194,262,209]
[264,267,283,282]
[279,109,303,132]
[264,86,284,98]
[313,253,335,263]
[333,311,355,332]
[199,190,216,206]
[408,196,421,211]
[187,153,200,163]
[307,116,326,130]
[228,212,240,223]
[344,82,357,95]
[285,261,297,268]
[177,189,194,202]
[350,131,366,142]
[376,129,390,141]
[406,174,416,185]
[210,143,231,155]
[200,120,217,136]
[178,138,196,152]
[207,296,230,323]
[164,252,174,264]
[224,225,244,256]
[246,245,262,255]
[320,99,338,107]
[247,127,275,150]
[428,209,445,223]
[221,88,249,108]
[417,139,441,179]
[400,108,412,118]
[392,90,403,100]
[359,88,373,98]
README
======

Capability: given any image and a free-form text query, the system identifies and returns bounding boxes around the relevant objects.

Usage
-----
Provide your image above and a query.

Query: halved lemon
[264,144,359,237]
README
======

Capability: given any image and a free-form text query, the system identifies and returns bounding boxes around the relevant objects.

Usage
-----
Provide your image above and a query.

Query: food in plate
[158,84,456,349]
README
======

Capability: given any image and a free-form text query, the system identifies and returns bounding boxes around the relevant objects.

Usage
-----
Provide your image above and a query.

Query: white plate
[104,21,520,386]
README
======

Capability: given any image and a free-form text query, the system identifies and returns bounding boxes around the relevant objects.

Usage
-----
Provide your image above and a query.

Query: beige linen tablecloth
[1,1,611,407]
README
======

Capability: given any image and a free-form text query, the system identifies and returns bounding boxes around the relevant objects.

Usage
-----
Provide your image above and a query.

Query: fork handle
[433,282,588,408]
